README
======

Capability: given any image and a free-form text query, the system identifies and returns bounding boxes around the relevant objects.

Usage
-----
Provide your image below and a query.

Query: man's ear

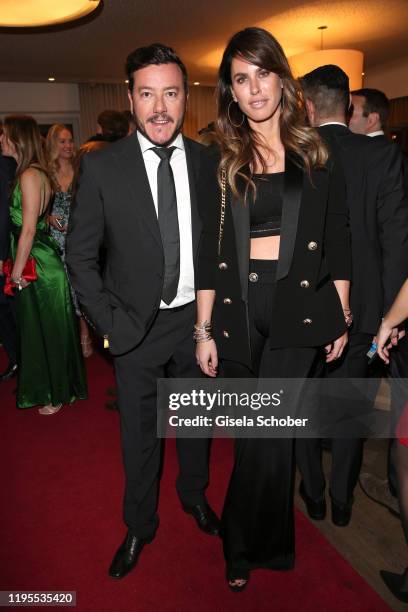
[127,90,134,113]
[367,111,380,131]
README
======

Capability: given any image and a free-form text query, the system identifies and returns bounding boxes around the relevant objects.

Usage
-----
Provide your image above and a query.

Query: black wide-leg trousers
[114,302,210,539]
[221,260,317,571]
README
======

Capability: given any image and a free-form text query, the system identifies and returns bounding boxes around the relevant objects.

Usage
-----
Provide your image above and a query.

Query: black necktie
[152,146,180,305]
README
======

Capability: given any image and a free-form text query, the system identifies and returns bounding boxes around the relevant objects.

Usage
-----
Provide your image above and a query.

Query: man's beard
[134,111,185,147]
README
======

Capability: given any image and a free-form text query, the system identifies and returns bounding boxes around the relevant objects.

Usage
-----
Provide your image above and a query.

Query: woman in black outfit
[195,28,352,591]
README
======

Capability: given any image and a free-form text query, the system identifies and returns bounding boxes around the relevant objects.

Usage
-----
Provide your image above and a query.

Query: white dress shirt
[137,131,195,309]
[368,130,385,137]
[319,121,348,128]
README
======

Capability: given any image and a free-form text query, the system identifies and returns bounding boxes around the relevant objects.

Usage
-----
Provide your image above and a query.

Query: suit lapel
[230,187,250,302]
[276,156,303,280]
[112,133,162,248]
[183,137,202,261]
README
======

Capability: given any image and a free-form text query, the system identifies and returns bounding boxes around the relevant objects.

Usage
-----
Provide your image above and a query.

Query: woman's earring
[227,100,245,128]
[281,91,284,110]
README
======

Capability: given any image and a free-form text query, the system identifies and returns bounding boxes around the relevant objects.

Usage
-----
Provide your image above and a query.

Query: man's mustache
[147,114,174,124]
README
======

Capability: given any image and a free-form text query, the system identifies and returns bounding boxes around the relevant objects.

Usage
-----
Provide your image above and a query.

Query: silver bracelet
[11,276,24,291]
[193,320,213,343]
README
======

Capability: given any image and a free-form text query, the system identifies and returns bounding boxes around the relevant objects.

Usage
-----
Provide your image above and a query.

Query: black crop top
[250,172,284,238]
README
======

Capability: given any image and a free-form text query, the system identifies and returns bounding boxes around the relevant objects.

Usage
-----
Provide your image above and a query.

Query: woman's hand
[373,324,405,364]
[49,215,66,232]
[324,330,348,363]
[196,339,218,377]
[374,322,393,364]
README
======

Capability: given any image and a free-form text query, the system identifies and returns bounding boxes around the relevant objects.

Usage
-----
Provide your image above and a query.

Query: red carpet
[0,349,390,611]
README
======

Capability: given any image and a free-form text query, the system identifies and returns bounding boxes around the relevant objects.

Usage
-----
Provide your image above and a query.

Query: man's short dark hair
[125,43,188,94]
[351,88,390,129]
[97,110,129,141]
[300,64,350,118]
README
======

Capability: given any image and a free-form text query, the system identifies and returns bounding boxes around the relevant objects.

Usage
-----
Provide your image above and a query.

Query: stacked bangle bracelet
[193,320,213,343]
[343,308,353,328]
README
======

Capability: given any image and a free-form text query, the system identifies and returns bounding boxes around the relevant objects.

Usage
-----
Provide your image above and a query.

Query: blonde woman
[0,115,87,413]
[46,124,93,357]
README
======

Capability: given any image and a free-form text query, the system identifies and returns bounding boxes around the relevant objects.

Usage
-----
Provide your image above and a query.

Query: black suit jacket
[66,131,203,355]
[319,124,408,335]
[197,149,351,367]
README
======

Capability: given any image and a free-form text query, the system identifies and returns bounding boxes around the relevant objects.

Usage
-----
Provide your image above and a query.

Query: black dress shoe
[331,499,352,527]
[182,503,220,536]
[0,363,17,381]
[108,531,153,579]
[380,568,408,603]
[299,481,326,520]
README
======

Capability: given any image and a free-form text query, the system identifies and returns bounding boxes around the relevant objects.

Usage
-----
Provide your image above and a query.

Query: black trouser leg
[297,333,375,505]
[114,303,209,539]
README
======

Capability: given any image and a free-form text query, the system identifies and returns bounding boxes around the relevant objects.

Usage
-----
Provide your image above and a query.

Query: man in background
[349,88,390,141]
[297,65,408,527]
[350,86,408,516]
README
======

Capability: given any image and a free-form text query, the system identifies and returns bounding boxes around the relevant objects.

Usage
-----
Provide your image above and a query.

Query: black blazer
[66,132,203,356]
[318,124,408,335]
[197,149,351,367]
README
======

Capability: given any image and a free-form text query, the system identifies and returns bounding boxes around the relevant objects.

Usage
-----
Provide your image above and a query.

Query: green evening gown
[9,181,88,408]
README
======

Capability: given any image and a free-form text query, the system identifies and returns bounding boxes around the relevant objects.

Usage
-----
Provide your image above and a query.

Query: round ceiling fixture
[0,0,101,28]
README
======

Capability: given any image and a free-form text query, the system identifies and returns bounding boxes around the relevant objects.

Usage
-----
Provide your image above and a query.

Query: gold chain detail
[218,167,227,256]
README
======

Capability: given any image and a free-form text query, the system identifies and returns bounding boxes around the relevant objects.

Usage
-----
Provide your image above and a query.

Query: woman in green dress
[0,115,87,414]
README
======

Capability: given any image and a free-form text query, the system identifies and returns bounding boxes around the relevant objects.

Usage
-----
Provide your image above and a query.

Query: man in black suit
[0,134,17,381]
[66,44,219,579]
[349,87,390,141]
[296,65,408,526]
[350,87,408,512]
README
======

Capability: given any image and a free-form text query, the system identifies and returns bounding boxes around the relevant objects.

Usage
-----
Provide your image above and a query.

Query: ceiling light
[193,82,200,86]
[289,26,364,90]
[0,0,101,28]
[48,77,55,82]
[125,79,129,84]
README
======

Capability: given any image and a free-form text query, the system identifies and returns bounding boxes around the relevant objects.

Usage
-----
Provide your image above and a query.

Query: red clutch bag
[3,257,37,295]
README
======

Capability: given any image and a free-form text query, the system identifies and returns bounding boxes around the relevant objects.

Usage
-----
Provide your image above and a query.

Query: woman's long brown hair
[4,115,49,179]
[216,27,328,201]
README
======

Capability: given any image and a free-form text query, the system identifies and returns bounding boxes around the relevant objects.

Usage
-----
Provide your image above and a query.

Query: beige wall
[0,81,215,143]
[364,57,408,99]
[0,82,81,142]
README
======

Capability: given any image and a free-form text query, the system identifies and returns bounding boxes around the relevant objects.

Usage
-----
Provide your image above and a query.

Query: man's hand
[325,331,348,363]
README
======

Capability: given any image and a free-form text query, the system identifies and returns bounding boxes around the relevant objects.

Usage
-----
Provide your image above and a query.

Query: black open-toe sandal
[226,567,250,592]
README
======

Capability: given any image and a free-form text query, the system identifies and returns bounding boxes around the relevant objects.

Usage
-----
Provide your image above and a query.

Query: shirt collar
[137,131,184,154]
[319,121,348,128]
[367,130,385,137]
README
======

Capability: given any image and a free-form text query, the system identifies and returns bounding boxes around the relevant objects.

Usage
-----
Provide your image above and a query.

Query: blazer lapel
[183,137,202,262]
[112,133,162,248]
[230,189,250,302]
[276,156,303,280]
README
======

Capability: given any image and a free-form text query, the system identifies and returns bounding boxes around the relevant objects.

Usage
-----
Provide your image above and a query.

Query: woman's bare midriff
[250,235,280,260]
